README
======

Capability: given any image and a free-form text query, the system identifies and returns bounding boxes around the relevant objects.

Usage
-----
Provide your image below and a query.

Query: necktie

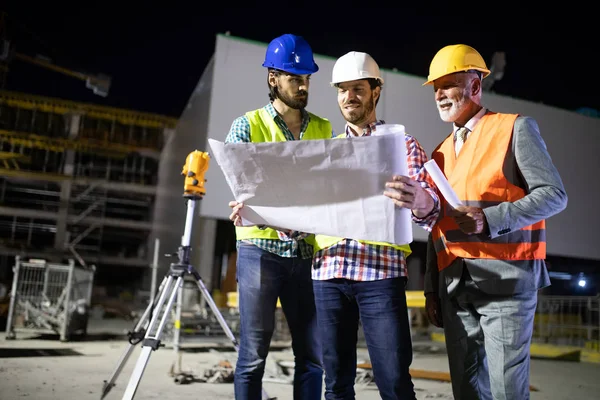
[455,127,469,155]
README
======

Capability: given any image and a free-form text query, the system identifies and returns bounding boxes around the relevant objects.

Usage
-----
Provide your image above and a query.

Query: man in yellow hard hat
[422,44,568,399]
[308,51,440,400]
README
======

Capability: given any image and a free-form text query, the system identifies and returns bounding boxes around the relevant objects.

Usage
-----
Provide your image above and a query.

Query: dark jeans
[234,242,322,400]
[313,277,415,400]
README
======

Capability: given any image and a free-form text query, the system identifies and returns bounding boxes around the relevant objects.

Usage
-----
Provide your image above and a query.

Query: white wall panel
[194,34,599,260]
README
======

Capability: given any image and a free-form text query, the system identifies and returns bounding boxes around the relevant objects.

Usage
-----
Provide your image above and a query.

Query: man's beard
[437,89,469,122]
[278,86,308,109]
[342,94,374,125]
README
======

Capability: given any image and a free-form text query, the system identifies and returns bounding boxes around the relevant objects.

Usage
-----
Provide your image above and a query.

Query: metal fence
[143,289,600,353]
[4,256,95,341]
[533,295,599,350]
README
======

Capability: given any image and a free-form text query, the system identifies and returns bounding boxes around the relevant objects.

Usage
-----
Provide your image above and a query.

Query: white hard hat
[330,51,384,86]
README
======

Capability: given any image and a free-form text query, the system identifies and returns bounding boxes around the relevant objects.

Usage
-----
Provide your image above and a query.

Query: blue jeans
[234,242,322,400]
[313,277,416,400]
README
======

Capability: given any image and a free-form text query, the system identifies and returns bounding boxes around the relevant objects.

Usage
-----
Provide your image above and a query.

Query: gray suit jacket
[424,115,568,296]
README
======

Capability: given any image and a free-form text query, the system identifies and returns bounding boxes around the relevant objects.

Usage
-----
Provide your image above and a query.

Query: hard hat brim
[263,63,319,75]
[329,76,384,87]
[422,68,491,86]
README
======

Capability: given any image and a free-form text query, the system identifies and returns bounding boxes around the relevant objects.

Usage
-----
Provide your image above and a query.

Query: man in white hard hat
[307,51,440,400]
[423,44,567,400]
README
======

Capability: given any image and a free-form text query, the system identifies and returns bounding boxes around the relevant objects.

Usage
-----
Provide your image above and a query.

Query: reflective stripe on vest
[431,112,546,271]
[310,132,412,256]
[311,234,412,256]
[234,107,333,241]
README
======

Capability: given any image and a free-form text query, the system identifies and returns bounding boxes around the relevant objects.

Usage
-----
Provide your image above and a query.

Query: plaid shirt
[312,120,439,281]
[225,103,333,259]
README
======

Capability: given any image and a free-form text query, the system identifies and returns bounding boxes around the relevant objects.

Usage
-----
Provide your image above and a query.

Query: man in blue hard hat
[226,33,333,400]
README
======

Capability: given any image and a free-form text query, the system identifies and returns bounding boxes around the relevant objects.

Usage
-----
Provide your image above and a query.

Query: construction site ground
[1,317,599,400]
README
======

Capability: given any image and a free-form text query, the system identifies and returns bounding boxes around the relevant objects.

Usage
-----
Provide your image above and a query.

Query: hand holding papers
[424,159,463,209]
[208,124,413,245]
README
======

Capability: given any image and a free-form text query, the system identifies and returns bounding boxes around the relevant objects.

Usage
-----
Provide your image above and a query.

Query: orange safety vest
[431,112,546,271]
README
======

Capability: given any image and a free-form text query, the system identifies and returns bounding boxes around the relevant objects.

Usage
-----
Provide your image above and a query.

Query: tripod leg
[122,275,181,400]
[169,280,190,381]
[172,281,184,370]
[101,276,169,399]
[192,277,238,350]
[192,277,276,400]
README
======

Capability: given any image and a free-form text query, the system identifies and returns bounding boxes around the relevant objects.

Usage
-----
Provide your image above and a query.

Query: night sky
[3,8,598,119]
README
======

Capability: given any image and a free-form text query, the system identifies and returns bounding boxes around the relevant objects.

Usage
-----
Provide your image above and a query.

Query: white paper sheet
[424,159,463,209]
[207,124,413,245]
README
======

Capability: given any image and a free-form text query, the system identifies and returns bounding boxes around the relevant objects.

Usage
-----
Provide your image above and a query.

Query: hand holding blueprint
[424,159,463,209]
[207,124,413,245]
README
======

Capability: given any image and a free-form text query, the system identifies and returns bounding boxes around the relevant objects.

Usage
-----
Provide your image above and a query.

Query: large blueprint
[207,124,412,245]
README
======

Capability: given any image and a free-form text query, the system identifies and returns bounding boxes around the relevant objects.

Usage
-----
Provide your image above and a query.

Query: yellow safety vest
[309,133,412,256]
[235,107,333,240]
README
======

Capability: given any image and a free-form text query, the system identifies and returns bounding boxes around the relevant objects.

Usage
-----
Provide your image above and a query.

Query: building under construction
[0,89,177,288]
[0,12,240,335]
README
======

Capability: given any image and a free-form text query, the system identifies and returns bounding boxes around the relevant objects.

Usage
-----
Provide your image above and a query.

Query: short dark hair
[366,77,383,90]
[267,68,281,102]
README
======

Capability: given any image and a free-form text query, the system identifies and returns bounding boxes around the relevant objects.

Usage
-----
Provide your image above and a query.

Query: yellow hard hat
[423,44,491,85]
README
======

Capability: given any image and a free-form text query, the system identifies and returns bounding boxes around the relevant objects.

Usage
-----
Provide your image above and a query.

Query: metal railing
[4,256,96,341]
[533,295,599,350]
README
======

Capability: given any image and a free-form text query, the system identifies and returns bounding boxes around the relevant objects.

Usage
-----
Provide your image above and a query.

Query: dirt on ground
[0,318,598,399]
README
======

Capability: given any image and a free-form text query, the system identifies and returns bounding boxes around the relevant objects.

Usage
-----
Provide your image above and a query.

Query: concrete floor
[0,317,598,399]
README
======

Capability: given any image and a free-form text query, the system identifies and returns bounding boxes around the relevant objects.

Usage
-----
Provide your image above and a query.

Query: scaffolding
[0,89,177,276]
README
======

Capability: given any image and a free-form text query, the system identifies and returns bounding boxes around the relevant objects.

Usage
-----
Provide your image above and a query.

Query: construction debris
[356,362,539,392]
[198,360,235,384]
[167,358,234,385]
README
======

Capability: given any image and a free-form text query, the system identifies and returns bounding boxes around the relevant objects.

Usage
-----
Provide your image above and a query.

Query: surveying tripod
[100,150,274,400]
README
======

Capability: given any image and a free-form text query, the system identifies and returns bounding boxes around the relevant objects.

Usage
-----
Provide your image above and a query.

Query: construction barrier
[4,256,95,341]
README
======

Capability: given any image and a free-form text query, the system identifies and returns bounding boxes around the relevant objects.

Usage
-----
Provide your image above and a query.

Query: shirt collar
[345,120,385,137]
[453,107,487,136]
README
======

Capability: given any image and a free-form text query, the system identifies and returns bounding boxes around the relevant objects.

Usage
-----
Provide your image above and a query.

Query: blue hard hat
[262,34,319,75]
